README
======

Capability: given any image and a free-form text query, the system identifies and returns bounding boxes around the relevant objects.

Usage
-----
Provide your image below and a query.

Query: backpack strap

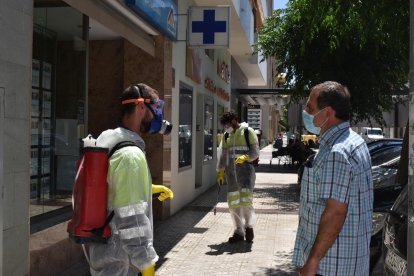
[224,132,229,143]
[244,128,251,150]
[109,141,140,157]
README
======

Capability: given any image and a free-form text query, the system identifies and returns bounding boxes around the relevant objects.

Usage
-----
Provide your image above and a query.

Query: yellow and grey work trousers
[225,162,256,236]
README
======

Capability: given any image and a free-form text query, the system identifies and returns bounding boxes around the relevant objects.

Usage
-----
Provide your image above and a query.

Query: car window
[367,140,402,152]
[371,146,402,166]
[367,141,384,152]
[368,129,383,135]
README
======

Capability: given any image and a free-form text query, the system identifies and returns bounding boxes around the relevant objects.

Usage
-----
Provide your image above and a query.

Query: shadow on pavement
[206,241,253,256]
[254,184,299,213]
[255,249,297,276]
[255,164,299,174]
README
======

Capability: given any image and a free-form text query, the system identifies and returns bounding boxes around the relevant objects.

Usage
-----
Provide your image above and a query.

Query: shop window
[203,98,214,161]
[179,83,193,168]
[31,5,87,218]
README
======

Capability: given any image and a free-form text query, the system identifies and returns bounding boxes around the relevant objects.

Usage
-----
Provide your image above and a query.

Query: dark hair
[120,83,159,116]
[220,111,238,125]
[312,81,351,121]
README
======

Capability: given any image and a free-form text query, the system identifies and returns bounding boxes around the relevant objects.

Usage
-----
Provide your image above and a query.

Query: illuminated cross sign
[188,6,230,48]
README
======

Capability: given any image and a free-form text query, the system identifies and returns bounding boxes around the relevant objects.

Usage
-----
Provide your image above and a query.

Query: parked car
[382,185,407,275]
[372,156,403,212]
[369,145,403,210]
[371,211,388,273]
[361,127,384,142]
[368,143,404,271]
[371,144,403,166]
[367,138,403,156]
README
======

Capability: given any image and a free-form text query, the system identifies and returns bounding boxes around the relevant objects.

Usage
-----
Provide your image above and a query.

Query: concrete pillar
[0,1,32,275]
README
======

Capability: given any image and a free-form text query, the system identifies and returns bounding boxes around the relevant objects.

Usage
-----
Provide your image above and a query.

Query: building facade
[1,0,270,274]
[170,0,271,213]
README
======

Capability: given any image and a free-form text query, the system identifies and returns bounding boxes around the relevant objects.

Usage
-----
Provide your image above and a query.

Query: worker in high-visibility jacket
[217,111,260,243]
[88,84,173,276]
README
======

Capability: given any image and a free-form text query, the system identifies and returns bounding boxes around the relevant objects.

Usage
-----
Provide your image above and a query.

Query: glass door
[31,4,87,217]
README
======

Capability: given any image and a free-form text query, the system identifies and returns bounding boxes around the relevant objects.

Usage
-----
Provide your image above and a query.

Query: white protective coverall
[217,122,260,236]
[89,127,158,276]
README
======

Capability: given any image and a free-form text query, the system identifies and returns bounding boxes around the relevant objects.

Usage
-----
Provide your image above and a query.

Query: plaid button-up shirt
[293,122,373,275]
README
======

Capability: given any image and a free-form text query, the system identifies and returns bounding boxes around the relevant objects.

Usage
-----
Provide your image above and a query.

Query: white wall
[287,102,304,133]
[0,1,33,275]
[352,100,409,129]
[171,0,231,214]
[350,100,408,138]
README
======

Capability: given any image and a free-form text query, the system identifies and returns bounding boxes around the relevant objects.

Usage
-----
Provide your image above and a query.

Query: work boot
[245,227,254,243]
[228,233,244,243]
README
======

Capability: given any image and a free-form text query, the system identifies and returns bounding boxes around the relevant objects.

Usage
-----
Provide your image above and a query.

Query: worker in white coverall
[89,84,173,276]
[217,111,260,243]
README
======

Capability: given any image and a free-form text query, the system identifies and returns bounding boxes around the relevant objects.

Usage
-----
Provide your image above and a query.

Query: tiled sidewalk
[153,146,300,275]
[153,183,300,276]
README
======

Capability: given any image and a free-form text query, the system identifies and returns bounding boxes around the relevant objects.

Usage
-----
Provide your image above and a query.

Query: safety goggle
[121,97,164,116]
[121,98,155,105]
[146,99,164,115]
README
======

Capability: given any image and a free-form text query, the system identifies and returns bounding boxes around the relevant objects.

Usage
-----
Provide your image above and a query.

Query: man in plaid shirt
[293,81,373,275]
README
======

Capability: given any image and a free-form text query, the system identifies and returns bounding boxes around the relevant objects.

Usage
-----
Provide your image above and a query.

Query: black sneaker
[245,227,254,243]
[228,233,244,243]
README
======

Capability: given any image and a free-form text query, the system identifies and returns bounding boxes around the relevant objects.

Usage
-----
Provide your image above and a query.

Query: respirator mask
[146,99,173,135]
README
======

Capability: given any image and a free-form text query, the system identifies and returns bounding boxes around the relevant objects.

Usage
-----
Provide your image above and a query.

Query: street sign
[187,6,230,48]
[124,0,178,41]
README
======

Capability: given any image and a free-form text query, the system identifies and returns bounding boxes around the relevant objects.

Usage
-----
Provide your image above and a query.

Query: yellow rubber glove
[152,184,174,201]
[217,169,225,186]
[141,263,155,276]
[235,154,249,164]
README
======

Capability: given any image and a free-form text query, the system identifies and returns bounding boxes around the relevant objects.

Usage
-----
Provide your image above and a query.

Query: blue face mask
[302,109,326,135]
[146,100,172,135]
